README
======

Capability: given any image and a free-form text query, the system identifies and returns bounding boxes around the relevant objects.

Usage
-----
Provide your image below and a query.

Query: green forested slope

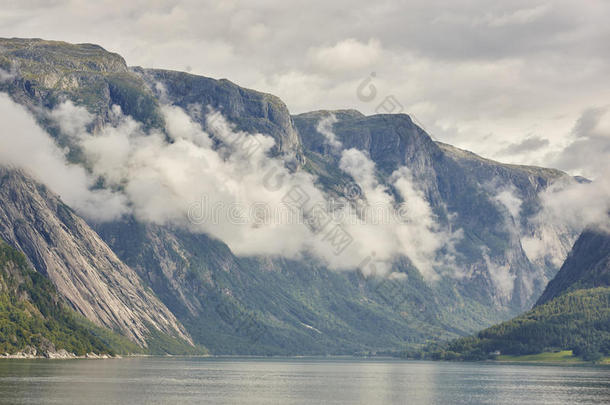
[0,239,127,356]
[412,229,610,362]
[412,287,610,362]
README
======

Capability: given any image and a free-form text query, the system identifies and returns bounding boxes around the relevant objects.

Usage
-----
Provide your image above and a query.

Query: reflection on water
[0,357,608,404]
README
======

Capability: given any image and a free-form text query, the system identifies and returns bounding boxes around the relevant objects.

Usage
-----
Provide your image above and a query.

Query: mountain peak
[0,37,128,74]
[294,109,365,120]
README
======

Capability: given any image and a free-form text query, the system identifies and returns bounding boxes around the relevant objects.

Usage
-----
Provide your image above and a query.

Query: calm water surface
[0,357,608,404]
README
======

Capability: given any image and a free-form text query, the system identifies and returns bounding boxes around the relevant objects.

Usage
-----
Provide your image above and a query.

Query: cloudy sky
[1,0,609,177]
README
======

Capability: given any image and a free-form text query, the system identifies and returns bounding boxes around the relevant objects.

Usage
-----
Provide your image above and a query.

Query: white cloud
[493,186,522,221]
[339,147,460,280]
[483,252,516,300]
[0,67,16,82]
[0,94,128,221]
[521,220,574,269]
[537,177,610,234]
[316,113,341,152]
[532,107,610,235]
[309,38,382,73]
[25,100,460,280]
[48,100,94,139]
[520,106,610,268]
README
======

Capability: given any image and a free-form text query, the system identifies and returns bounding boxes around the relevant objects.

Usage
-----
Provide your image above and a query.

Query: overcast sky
[1,0,609,178]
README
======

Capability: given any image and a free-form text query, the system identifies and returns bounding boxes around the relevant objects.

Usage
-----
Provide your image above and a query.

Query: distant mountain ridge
[137,67,303,161]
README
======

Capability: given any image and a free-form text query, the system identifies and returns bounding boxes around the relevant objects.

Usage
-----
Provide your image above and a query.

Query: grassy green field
[497,350,610,364]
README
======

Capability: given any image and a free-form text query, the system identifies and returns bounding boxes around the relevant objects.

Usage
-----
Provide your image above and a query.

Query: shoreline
[2,352,609,366]
[0,350,120,360]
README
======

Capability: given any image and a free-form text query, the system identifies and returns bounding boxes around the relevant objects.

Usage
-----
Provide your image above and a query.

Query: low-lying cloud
[1,96,460,279]
[543,107,610,233]
[0,93,128,221]
[520,106,610,268]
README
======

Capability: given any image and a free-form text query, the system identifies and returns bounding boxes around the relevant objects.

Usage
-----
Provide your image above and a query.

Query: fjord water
[0,358,608,405]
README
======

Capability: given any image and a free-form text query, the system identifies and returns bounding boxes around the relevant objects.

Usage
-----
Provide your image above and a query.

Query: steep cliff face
[293,111,578,310]
[0,166,192,347]
[536,228,610,306]
[0,38,164,130]
[437,142,577,277]
[136,68,303,161]
[0,237,117,356]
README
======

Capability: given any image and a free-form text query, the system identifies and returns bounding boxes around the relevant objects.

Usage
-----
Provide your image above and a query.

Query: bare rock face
[293,112,580,309]
[44,349,73,359]
[536,228,610,306]
[0,166,192,347]
[138,68,304,163]
[0,38,163,130]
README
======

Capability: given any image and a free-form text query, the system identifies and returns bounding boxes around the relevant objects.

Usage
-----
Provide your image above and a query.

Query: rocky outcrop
[0,349,114,359]
[138,67,303,162]
[0,38,163,129]
[0,166,192,347]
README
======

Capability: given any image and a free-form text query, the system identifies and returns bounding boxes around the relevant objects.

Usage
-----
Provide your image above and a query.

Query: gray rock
[0,166,192,347]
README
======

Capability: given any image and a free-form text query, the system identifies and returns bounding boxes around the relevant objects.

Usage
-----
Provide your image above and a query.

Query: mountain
[137,67,303,161]
[0,166,197,353]
[536,228,610,305]
[293,110,573,309]
[0,38,586,355]
[0,37,163,130]
[0,237,128,357]
[416,229,610,361]
[420,287,610,361]
[96,219,469,355]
